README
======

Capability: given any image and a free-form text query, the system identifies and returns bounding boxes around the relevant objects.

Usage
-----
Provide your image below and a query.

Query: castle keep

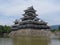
[12,6,50,31]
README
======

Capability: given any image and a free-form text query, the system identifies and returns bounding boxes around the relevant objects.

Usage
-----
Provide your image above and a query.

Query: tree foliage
[58,26,60,31]
[0,25,11,34]
[50,29,56,32]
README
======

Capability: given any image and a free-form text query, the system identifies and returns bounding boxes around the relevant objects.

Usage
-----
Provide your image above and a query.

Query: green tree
[0,25,4,32]
[58,26,60,31]
[0,25,11,37]
[0,25,4,36]
[51,29,56,32]
[3,25,11,33]
[0,25,11,34]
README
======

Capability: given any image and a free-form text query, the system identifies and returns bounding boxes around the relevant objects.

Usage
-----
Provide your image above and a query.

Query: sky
[0,0,60,26]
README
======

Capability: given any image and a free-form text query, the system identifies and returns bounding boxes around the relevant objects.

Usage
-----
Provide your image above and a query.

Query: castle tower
[11,6,50,31]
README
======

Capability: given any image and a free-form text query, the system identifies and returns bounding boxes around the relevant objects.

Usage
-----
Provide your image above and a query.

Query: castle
[11,6,50,31]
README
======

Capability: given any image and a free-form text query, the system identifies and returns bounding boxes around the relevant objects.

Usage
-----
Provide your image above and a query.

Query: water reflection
[0,38,13,45]
[49,39,60,45]
[12,36,50,45]
[0,38,60,45]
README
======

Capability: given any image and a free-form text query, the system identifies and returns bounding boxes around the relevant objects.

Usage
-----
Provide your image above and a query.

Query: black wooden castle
[12,6,50,31]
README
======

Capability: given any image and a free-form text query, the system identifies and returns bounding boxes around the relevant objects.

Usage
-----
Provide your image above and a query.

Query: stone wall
[9,29,51,38]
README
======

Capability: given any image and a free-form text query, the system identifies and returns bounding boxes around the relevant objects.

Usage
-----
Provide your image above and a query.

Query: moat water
[0,38,60,45]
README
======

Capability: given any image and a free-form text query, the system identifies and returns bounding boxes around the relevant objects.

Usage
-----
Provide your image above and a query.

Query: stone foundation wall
[9,29,51,38]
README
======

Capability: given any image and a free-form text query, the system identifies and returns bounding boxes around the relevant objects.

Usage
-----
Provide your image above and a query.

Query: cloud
[0,0,60,25]
[38,11,60,25]
[0,0,60,16]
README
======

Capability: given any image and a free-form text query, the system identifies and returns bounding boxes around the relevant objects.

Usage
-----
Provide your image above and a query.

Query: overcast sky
[0,0,60,26]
